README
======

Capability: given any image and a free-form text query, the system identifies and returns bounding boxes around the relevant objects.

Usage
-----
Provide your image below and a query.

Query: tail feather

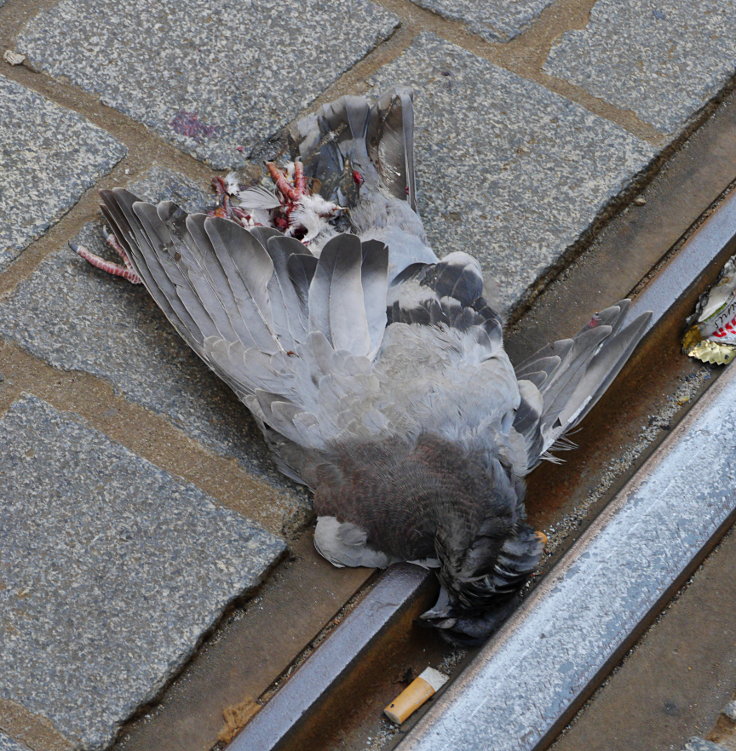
[367,88,417,211]
[308,233,371,357]
[292,87,417,211]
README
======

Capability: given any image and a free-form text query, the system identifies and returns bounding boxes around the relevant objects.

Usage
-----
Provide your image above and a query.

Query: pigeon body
[95,89,651,644]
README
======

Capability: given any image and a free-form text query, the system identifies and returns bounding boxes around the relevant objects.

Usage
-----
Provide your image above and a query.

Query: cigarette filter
[384,666,449,724]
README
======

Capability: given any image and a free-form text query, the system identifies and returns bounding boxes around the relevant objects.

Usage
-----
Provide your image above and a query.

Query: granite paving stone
[545,0,736,134]
[0,75,126,272]
[0,734,31,751]
[682,740,730,751]
[723,701,736,722]
[409,0,554,43]
[0,394,285,751]
[368,34,654,308]
[16,0,398,169]
[0,167,308,509]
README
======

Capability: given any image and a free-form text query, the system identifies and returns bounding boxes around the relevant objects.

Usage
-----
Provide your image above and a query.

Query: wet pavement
[1,0,736,748]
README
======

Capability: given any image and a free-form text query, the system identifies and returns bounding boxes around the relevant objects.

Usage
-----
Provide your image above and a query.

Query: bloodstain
[169,110,219,142]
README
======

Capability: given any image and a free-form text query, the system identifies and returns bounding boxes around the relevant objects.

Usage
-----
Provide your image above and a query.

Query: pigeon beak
[418,586,458,629]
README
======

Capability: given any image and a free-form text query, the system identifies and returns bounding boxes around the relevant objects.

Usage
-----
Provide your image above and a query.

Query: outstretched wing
[100,189,393,482]
[513,301,652,470]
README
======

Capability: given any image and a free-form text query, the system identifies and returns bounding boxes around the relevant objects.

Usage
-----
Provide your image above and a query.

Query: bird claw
[71,232,142,284]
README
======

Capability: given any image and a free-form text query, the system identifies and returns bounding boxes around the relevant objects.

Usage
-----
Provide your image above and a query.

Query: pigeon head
[420,523,544,645]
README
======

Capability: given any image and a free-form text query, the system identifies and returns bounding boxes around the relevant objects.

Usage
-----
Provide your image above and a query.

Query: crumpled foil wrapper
[682,254,736,365]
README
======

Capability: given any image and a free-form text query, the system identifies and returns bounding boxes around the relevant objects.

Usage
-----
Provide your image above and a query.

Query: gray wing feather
[237,185,281,209]
[360,240,390,357]
[367,88,417,211]
[308,234,374,357]
[513,301,652,469]
[264,236,314,350]
[201,216,277,352]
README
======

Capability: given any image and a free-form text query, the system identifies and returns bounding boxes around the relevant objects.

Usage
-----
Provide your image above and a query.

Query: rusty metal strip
[625,187,736,330]
[228,564,433,751]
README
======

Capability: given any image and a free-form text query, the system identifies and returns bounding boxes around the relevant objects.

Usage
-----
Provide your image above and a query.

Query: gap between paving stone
[0,76,220,297]
[0,74,126,271]
[0,698,74,751]
[544,0,736,136]
[0,340,301,539]
[0,394,285,751]
[14,0,400,168]
[371,0,664,144]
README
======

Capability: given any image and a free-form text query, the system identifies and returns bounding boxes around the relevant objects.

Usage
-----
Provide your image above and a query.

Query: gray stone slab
[545,0,736,134]
[722,700,736,722]
[0,733,31,751]
[683,739,730,751]
[0,75,126,271]
[368,34,654,309]
[409,0,553,42]
[400,350,736,751]
[0,394,284,751]
[17,0,398,169]
[0,166,308,511]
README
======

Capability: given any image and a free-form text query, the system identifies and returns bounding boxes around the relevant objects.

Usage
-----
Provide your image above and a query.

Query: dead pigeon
[77,88,651,644]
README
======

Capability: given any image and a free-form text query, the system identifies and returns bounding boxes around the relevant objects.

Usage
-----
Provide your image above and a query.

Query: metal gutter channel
[228,190,736,751]
[625,187,736,332]
[227,565,434,751]
[398,345,736,751]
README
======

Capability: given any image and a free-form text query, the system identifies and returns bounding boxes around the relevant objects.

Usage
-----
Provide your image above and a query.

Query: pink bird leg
[71,232,142,284]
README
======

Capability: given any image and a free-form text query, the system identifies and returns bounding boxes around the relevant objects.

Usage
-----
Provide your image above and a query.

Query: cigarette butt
[384,667,448,724]
[535,530,548,547]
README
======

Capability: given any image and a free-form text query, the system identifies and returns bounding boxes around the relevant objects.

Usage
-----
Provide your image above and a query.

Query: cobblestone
[0,394,284,751]
[682,739,730,751]
[409,0,554,42]
[369,34,654,308]
[0,75,125,271]
[545,0,736,134]
[0,734,31,751]
[17,0,398,168]
[0,167,306,508]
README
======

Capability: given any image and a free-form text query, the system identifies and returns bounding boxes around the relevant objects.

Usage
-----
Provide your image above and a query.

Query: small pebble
[3,50,25,66]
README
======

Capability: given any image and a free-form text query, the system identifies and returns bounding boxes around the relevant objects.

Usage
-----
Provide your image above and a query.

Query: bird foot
[264,160,311,235]
[212,161,344,245]
[71,232,142,284]
[210,175,255,227]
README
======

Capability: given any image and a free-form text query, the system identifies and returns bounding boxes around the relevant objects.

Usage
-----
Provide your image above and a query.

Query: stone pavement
[0,0,735,748]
